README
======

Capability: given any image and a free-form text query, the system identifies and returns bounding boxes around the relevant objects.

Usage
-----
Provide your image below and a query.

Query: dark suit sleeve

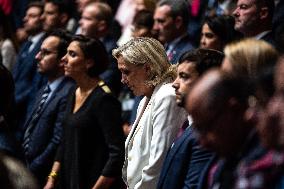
[29,96,67,172]
[182,133,213,189]
[96,95,125,177]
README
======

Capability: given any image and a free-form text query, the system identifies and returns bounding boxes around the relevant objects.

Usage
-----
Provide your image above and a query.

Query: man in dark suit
[157,49,224,189]
[153,0,195,64]
[79,2,121,95]
[186,70,263,189]
[13,2,47,138]
[233,0,275,45]
[22,30,74,186]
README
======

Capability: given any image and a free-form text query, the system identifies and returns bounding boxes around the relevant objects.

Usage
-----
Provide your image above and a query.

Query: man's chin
[176,100,184,107]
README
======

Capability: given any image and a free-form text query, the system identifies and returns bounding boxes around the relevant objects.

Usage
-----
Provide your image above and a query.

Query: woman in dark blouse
[44,35,125,189]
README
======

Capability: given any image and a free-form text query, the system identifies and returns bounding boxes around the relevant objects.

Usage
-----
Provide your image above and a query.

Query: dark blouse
[55,85,125,189]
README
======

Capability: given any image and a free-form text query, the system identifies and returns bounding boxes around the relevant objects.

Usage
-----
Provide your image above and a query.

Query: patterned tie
[23,85,50,154]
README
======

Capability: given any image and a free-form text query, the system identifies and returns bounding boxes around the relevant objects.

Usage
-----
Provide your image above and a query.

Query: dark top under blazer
[55,84,125,189]
[157,125,214,189]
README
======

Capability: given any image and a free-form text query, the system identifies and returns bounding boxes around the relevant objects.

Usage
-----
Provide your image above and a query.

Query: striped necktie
[23,85,50,155]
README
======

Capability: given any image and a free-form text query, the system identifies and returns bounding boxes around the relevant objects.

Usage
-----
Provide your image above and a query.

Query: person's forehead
[155,5,172,16]
[84,4,100,16]
[27,6,41,14]
[178,61,196,71]
[237,0,257,6]
[43,36,60,47]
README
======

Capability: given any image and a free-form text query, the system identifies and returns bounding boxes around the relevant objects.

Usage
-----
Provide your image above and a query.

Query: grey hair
[112,37,176,86]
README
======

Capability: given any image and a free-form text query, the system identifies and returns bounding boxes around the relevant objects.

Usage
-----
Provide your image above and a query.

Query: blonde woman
[222,38,278,79]
[113,37,187,189]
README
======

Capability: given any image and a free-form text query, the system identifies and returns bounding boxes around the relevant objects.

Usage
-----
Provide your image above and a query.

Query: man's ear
[97,20,107,33]
[174,16,183,29]
[259,7,269,20]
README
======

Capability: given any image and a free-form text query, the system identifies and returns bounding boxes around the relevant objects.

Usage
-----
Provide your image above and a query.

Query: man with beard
[157,49,223,189]
[233,0,275,45]
[13,2,47,139]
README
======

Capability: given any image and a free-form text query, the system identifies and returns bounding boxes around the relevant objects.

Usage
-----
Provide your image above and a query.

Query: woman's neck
[76,75,100,93]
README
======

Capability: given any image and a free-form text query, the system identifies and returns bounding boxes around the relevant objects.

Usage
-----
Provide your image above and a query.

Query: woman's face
[117,56,152,96]
[200,23,223,51]
[62,41,88,80]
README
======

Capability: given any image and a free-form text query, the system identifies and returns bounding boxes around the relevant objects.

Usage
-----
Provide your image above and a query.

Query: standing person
[113,37,187,189]
[153,0,195,64]
[22,30,74,186]
[200,15,242,51]
[186,70,257,189]
[79,2,122,95]
[44,35,125,189]
[233,0,275,44]
[157,49,223,189]
[41,0,75,33]
[13,1,47,140]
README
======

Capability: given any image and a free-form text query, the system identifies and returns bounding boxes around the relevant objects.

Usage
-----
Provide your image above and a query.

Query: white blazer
[122,82,188,189]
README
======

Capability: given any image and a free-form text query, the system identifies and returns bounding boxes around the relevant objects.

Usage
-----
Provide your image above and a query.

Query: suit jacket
[197,155,218,189]
[167,34,195,64]
[122,82,188,189]
[157,126,214,189]
[23,77,74,184]
[260,31,275,46]
[13,35,47,134]
[209,130,263,189]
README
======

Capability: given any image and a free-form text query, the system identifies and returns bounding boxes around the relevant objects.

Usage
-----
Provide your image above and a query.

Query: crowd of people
[0,0,283,188]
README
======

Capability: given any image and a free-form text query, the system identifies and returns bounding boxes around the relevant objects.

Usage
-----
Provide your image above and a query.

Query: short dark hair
[71,35,109,77]
[91,2,113,28]
[45,0,70,15]
[178,48,224,75]
[27,1,44,14]
[204,15,243,47]
[133,10,154,30]
[157,0,190,27]
[47,29,72,59]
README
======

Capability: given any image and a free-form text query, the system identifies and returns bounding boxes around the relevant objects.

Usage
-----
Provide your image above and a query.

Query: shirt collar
[165,33,188,51]
[48,76,64,92]
[29,32,45,44]
[187,115,193,128]
[254,30,272,40]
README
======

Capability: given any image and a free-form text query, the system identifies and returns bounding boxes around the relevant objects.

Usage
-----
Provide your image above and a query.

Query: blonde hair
[224,38,278,79]
[112,37,176,86]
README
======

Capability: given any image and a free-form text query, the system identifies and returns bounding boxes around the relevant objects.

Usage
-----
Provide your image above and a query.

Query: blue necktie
[20,40,33,58]
[23,85,50,155]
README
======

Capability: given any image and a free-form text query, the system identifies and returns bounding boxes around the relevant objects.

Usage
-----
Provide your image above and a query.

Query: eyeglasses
[38,48,57,57]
